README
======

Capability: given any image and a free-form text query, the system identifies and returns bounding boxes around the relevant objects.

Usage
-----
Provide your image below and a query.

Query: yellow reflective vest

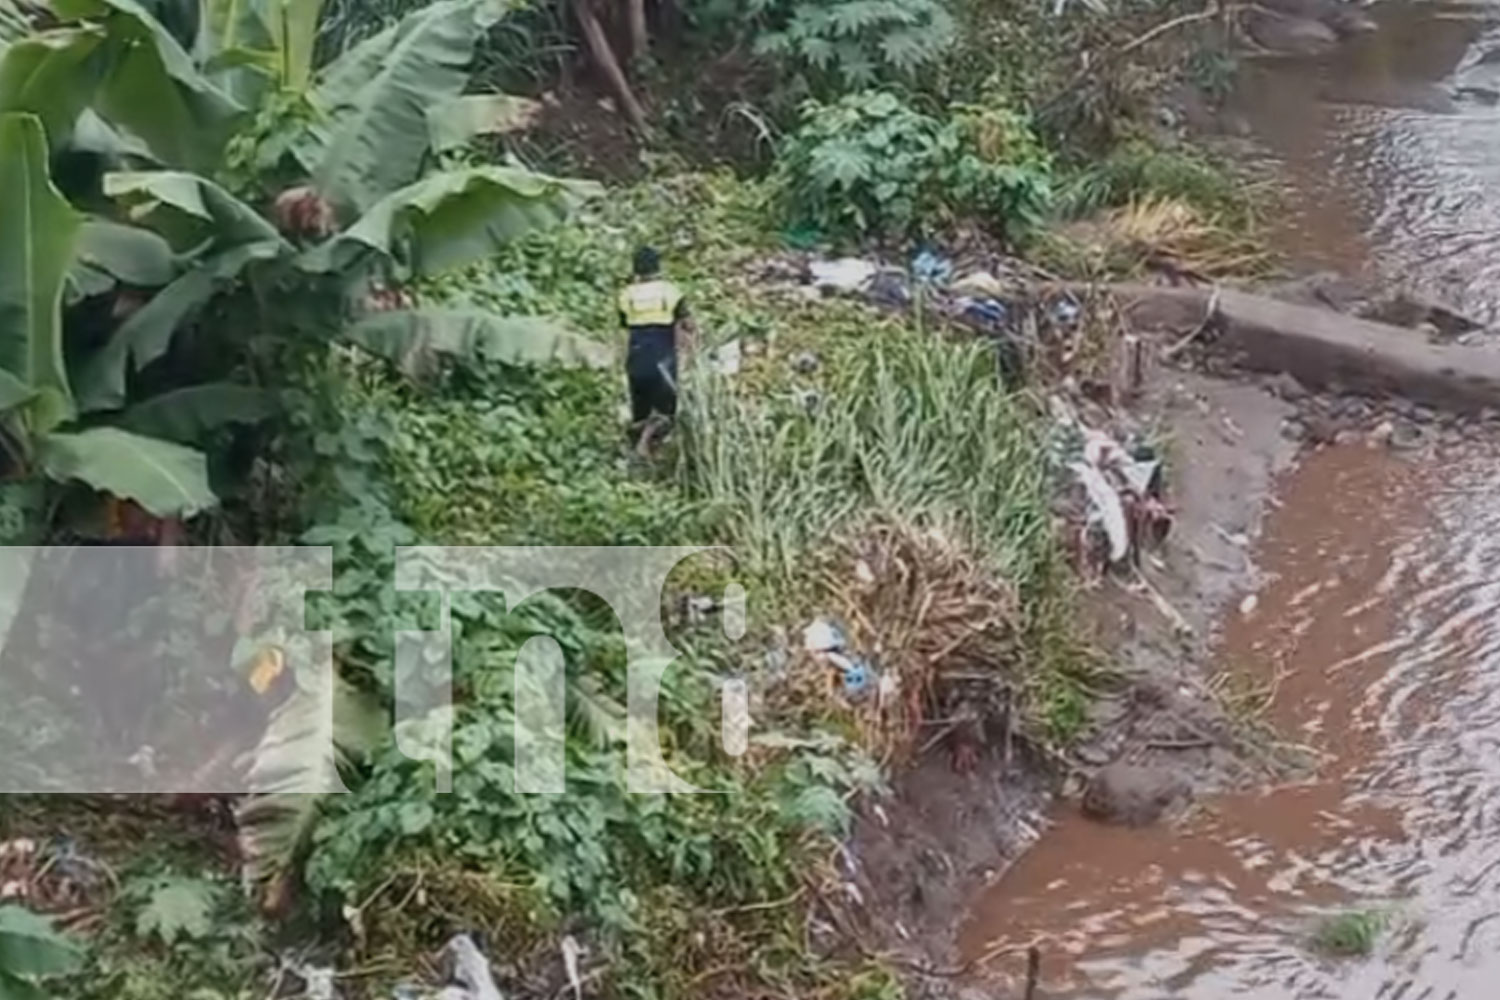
[618,279,685,328]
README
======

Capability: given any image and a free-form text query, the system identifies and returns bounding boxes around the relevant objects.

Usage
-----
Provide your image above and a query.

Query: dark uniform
[618,277,687,425]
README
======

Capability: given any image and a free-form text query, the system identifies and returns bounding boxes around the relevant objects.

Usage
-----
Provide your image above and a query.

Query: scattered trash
[560,935,585,1000]
[1053,396,1173,572]
[707,339,742,376]
[809,257,877,294]
[802,618,876,702]
[791,351,820,375]
[866,269,912,308]
[439,934,504,1000]
[292,964,336,1000]
[955,296,1009,331]
[911,249,953,286]
[1239,594,1259,617]
[951,270,1006,298]
[1051,296,1082,326]
[802,618,847,654]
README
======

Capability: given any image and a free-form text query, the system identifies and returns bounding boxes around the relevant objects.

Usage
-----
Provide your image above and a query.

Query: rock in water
[1081,763,1190,827]
[1246,11,1338,54]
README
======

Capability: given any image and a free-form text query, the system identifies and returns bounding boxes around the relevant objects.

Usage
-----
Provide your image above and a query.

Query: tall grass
[679,321,1055,596]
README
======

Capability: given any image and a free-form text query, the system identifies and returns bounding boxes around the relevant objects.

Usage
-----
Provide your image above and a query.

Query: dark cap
[633,246,661,277]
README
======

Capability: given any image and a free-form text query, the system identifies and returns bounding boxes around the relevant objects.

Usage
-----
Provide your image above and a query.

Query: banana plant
[0,112,217,518]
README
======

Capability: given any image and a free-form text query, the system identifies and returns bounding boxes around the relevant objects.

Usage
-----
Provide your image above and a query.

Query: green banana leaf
[0,26,107,146]
[0,113,79,433]
[76,239,284,412]
[344,309,612,376]
[39,426,216,516]
[119,383,275,443]
[52,0,244,169]
[296,0,509,214]
[302,165,600,277]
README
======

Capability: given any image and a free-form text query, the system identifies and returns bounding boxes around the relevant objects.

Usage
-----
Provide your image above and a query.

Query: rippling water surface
[1232,0,1500,321]
[961,444,1500,997]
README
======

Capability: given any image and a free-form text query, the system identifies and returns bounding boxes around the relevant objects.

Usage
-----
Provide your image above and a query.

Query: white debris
[809,258,877,293]
[1071,461,1130,564]
[439,935,504,1000]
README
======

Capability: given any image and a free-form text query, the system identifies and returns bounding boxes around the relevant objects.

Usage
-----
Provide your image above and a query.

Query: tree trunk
[573,0,648,132]
[625,0,647,61]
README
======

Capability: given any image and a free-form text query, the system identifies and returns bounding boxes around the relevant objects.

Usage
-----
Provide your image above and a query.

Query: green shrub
[774,90,1052,241]
[688,0,955,93]
[1060,139,1246,222]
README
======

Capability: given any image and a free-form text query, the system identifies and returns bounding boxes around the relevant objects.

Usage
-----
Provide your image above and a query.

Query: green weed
[1059,139,1250,224]
[1312,908,1389,958]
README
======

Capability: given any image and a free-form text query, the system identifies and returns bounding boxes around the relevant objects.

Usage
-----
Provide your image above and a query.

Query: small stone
[1369,420,1396,447]
[1240,594,1259,617]
[1389,423,1424,451]
[1268,372,1309,401]
[1081,763,1191,827]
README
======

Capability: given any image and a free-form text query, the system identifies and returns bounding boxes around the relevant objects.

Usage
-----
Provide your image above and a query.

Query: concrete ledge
[1107,284,1500,413]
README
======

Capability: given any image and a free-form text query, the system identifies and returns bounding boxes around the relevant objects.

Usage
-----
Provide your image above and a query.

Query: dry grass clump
[1043,196,1270,282]
[777,519,1020,764]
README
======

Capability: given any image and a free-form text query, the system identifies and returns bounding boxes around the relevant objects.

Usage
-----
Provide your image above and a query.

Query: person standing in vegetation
[618,247,691,454]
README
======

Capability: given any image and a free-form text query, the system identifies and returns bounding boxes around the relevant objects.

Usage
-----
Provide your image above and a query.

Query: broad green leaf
[39,426,217,516]
[76,239,284,412]
[134,877,218,944]
[0,113,79,432]
[69,108,157,161]
[0,906,83,979]
[104,170,283,249]
[120,383,275,442]
[267,0,323,90]
[343,310,612,375]
[304,166,599,276]
[74,219,176,287]
[0,969,47,1000]
[52,0,244,169]
[0,27,107,146]
[426,93,541,154]
[0,369,33,413]
[297,0,510,214]
[194,0,274,103]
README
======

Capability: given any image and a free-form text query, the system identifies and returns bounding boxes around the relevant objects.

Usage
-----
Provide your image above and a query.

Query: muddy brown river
[1232,0,1500,321]
[958,4,1500,994]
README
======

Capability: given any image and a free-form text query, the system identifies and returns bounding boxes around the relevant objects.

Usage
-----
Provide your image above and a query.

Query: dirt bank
[846,354,1300,991]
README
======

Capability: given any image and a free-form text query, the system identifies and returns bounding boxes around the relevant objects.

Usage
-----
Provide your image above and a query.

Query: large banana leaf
[52,0,244,170]
[193,0,277,104]
[426,93,541,154]
[296,0,509,215]
[344,310,612,375]
[76,238,284,412]
[0,113,79,434]
[119,382,274,443]
[39,426,216,516]
[302,166,600,276]
[74,218,176,287]
[0,369,33,413]
[266,0,323,90]
[0,26,108,146]
[104,170,284,249]
[69,108,157,161]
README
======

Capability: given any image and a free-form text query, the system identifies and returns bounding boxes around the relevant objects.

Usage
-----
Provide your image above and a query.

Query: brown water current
[1230,0,1500,321]
[961,443,1500,997]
